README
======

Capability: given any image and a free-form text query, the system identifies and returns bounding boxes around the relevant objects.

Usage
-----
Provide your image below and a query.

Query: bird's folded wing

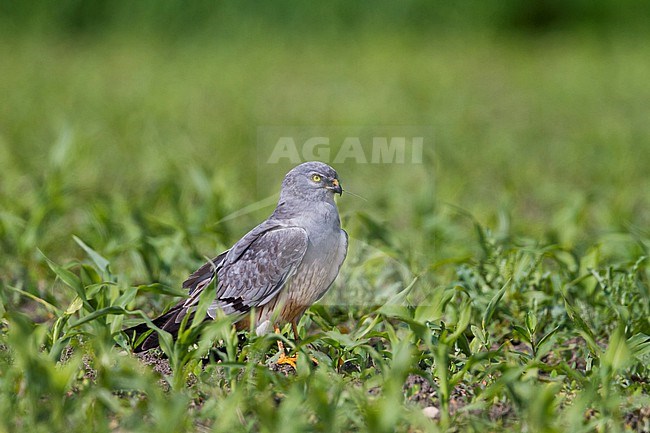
[182,250,229,295]
[179,222,309,321]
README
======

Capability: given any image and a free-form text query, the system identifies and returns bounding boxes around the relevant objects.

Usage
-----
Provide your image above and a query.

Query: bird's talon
[277,354,298,369]
[275,354,318,369]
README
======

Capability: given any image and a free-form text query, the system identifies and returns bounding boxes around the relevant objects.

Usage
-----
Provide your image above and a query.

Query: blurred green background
[1,0,649,290]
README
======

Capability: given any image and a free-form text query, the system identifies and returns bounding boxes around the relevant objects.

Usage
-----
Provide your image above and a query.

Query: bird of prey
[125,161,348,364]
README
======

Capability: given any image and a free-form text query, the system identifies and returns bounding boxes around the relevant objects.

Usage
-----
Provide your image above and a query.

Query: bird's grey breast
[292,201,341,251]
[284,200,346,304]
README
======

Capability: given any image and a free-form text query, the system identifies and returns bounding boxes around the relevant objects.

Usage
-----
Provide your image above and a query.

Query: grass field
[1,17,650,433]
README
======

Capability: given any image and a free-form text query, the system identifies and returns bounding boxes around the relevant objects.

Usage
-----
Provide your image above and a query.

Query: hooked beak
[327,178,343,195]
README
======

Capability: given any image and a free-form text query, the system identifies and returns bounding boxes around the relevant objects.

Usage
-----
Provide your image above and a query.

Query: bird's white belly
[254,228,344,334]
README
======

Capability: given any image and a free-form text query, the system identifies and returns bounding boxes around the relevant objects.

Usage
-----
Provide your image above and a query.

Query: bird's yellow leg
[275,325,298,368]
[274,322,318,368]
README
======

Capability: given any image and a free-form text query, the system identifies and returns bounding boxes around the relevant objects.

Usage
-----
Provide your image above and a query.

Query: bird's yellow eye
[311,174,322,182]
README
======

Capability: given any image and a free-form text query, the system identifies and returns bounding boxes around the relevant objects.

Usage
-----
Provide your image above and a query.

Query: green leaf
[536,325,561,358]
[602,327,632,372]
[559,278,600,356]
[40,250,85,300]
[414,286,454,323]
[38,250,86,301]
[5,285,62,315]
[136,283,187,298]
[627,333,650,359]
[445,300,471,344]
[525,311,537,334]
[457,333,472,357]
[482,278,510,330]
[470,324,486,344]
[537,325,561,350]
[512,325,532,344]
[64,296,83,315]
[68,306,129,328]
[73,235,110,274]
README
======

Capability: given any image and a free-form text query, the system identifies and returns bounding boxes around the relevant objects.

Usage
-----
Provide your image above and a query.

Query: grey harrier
[126,161,347,365]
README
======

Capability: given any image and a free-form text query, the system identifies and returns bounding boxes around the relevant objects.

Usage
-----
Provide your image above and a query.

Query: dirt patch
[404,374,437,407]
[135,349,173,376]
[624,406,650,432]
[268,361,296,376]
[403,373,515,423]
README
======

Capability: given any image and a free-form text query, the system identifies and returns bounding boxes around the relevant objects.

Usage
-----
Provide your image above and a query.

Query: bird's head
[280,161,343,203]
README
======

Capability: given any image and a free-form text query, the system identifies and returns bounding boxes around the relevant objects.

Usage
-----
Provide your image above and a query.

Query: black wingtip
[122,322,156,353]
[122,305,185,352]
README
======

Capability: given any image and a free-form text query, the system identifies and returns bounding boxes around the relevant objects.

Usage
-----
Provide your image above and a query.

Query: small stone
[422,406,440,419]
